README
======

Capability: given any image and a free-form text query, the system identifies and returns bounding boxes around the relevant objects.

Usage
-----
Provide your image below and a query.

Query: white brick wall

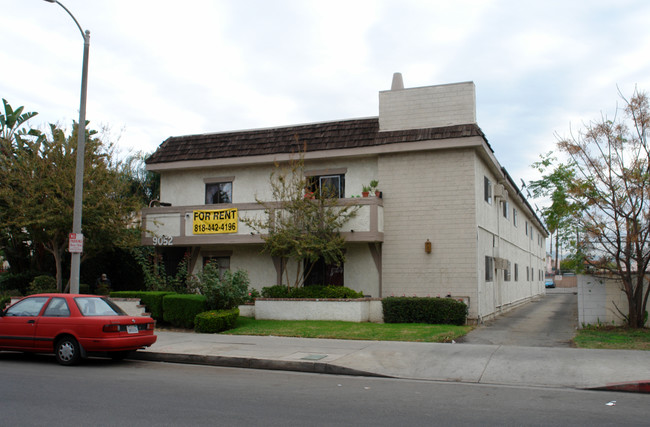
[379,149,478,308]
[379,82,476,131]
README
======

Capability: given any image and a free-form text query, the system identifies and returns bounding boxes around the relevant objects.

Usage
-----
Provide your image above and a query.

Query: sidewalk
[134,331,650,392]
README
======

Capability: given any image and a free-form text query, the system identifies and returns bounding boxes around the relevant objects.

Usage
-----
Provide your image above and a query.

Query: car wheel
[109,351,131,361]
[55,336,81,366]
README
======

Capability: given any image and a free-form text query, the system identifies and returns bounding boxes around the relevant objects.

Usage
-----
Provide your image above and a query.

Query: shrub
[0,271,40,295]
[163,294,206,329]
[189,263,250,310]
[28,275,57,294]
[0,295,12,310]
[194,308,239,333]
[110,291,175,321]
[382,297,468,326]
[261,285,364,299]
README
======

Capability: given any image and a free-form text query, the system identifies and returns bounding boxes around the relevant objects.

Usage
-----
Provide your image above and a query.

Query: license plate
[126,324,138,334]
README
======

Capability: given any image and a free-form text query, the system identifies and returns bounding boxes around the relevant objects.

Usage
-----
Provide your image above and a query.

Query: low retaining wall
[253,298,384,323]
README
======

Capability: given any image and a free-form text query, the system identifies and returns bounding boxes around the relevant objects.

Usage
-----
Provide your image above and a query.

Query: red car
[0,293,157,365]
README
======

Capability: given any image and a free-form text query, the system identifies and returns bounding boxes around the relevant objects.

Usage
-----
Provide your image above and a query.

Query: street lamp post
[44,0,89,294]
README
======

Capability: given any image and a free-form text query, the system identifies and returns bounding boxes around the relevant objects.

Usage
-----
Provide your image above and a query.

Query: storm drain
[301,354,328,361]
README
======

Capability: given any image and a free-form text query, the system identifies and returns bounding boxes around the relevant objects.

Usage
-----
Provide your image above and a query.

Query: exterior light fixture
[425,239,432,254]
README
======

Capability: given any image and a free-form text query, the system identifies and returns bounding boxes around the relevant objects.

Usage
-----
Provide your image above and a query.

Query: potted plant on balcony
[362,185,371,197]
[369,180,380,197]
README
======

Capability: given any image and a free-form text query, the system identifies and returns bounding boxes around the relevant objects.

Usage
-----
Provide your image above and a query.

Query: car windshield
[74,297,127,316]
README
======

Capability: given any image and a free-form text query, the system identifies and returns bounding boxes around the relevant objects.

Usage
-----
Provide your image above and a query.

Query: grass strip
[573,326,650,350]
[222,317,472,343]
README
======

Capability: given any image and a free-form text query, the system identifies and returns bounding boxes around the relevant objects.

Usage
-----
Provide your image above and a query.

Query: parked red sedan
[0,293,156,365]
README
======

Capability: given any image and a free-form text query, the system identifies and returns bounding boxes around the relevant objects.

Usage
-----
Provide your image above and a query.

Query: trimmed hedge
[382,297,468,326]
[194,308,240,333]
[110,291,175,321]
[261,285,364,299]
[163,294,207,329]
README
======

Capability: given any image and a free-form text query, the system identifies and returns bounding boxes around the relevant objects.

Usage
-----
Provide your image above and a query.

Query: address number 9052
[153,235,173,246]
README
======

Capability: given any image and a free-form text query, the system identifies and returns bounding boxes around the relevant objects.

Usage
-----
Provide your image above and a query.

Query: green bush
[382,297,468,326]
[110,291,175,321]
[79,283,91,294]
[261,285,291,298]
[189,263,251,310]
[0,271,40,295]
[194,308,240,333]
[0,295,13,310]
[28,275,57,294]
[261,285,364,299]
[163,294,206,329]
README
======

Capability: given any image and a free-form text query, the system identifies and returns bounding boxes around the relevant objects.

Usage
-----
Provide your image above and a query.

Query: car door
[33,297,73,351]
[0,296,49,350]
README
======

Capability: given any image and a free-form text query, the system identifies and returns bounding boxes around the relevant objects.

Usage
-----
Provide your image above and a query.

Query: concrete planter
[252,298,383,323]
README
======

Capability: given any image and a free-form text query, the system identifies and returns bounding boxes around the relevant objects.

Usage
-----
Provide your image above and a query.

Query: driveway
[459,289,578,347]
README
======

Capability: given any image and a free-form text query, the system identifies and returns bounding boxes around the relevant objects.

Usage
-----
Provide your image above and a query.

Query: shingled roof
[146,117,487,165]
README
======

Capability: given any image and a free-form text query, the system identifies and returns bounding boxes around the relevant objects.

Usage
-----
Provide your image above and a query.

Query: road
[1,354,648,426]
[460,290,578,347]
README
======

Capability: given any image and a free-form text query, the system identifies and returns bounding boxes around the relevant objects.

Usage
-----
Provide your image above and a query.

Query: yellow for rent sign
[193,208,238,234]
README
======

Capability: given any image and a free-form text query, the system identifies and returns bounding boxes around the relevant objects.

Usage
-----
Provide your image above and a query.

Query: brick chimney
[379,73,477,132]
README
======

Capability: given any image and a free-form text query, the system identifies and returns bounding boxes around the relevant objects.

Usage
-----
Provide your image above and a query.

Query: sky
[2,0,650,195]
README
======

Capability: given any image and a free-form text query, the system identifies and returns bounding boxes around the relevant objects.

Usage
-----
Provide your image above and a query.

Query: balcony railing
[141,197,384,247]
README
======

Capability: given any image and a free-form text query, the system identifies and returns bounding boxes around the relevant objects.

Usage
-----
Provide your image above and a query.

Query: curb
[589,381,650,394]
[131,351,390,378]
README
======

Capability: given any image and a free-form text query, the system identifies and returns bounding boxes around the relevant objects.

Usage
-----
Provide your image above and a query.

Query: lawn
[222,316,473,343]
[573,326,650,350]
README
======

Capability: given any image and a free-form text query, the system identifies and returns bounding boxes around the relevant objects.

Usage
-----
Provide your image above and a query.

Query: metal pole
[44,1,89,294]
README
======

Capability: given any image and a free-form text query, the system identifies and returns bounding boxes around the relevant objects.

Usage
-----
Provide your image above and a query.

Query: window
[484,177,492,204]
[513,208,518,226]
[203,256,230,278]
[502,201,510,219]
[485,256,494,281]
[304,257,344,287]
[504,261,511,281]
[205,181,232,204]
[5,297,48,316]
[514,263,519,281]
[307,174,345,198]
[43,297,70,317]
[526,266,529,281]
[525,221,529,236]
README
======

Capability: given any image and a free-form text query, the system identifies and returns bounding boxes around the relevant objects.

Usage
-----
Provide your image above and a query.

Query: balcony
[141,197,384,247]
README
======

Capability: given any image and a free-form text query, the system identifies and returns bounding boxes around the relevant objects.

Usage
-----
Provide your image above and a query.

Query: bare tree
[558,88,650,327]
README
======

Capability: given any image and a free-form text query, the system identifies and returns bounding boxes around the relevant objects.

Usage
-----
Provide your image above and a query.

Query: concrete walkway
[459,291,578,347]
[135,330,650,393]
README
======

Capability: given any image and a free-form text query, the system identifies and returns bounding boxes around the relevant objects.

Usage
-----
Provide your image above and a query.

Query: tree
[528,153,582,272]
[557,88,650,327]
[119,151,160,206]
[0,99,41,274]
[243,154,358,289]
[0,119,143,291]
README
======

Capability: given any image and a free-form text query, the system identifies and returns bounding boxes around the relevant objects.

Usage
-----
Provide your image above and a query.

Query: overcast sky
[3,0,650,192]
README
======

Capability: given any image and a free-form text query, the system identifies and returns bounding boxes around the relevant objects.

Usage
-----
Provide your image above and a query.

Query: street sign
[69,233,84,253]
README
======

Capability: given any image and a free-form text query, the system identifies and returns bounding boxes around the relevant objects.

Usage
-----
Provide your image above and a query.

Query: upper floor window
[205,177,233,204]
[513,208,518,226]
[305,169,346,199]
[502,201,510,219]
[484,177,492,204]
